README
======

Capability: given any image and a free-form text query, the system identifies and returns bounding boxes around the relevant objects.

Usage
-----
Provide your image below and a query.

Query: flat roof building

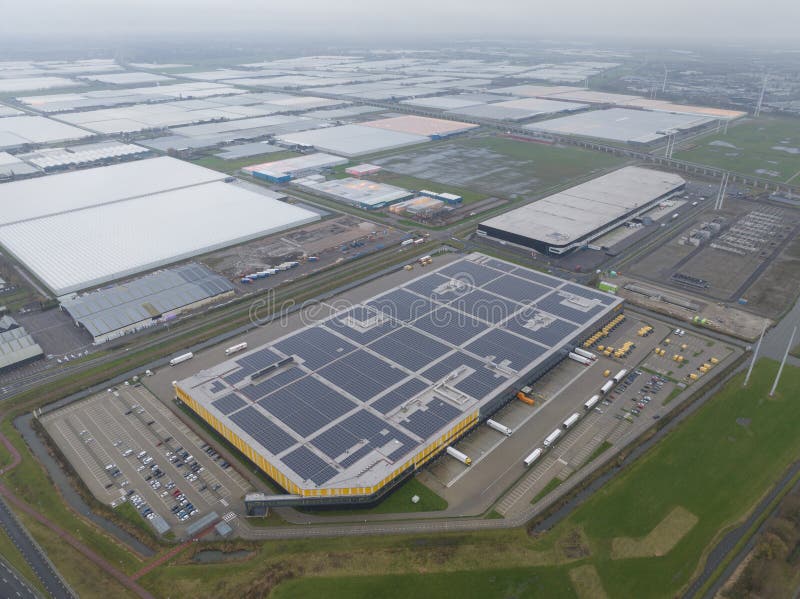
[345,164,382,177]
[361,115,478,138]
[0,316,43,372]
[277,124,428,157]
[61,263,235,344]
[175,253,623,505]
[293,177,412,209]
[242,153,347,183]
[478,167,685,254]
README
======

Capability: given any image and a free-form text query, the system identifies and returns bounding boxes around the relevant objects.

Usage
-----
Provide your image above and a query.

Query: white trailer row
[573,348,597,361]
[584,394,600,410]
[613,369,628,383]
[568,352,592,366]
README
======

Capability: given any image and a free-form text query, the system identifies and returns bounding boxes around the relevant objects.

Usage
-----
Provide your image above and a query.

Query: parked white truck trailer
[600,380,615,395]
[523,448,543,467]
[584,394,601,410]
[543,429,562,447]
[169,352,193,366]
[613,369,629,383]
[486,419,513,436]
[225,342,248,356]
[568,352,592,366]
[573,348,597,361]
[562,412,581,429]
[446,446,472,466]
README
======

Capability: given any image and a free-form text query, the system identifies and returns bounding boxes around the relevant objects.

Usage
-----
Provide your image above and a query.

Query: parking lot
[41,383,252,539]
[419,313,740,517]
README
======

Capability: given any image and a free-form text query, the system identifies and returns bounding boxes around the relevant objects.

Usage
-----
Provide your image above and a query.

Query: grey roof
[177,253,622,494]
[0,316,43,370]
[61,263,234,339]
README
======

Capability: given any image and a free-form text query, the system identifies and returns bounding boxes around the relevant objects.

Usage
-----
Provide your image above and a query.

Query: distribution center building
[292,176,413,210]
[241,153,347,183]
[478,166,686,255]
[175,253,623,505]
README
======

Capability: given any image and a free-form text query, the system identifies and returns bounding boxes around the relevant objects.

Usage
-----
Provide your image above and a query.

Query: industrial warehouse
[175,254,623,505]
[60,264,235,344]
[292,176,413,209]
[478,166,686,254]
[0,157,319,295]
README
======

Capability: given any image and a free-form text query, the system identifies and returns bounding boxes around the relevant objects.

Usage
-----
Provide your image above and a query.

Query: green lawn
[299,478,447,517]
[460,136,625,188]
[675,116,800,183]
[531,477,564,505]
[270,567,579,599]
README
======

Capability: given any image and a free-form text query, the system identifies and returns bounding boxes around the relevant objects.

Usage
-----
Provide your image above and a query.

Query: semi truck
[543,429,562,447]
[446,446,472,466]
[562,412,581,429]
[612,369,628,383]
[169,352,194,367]
[573,348,597,361]
[523,448,543,467]
[568,352,593,366]
[600,380,615,395]
[486,419,512,436]
[584,394,600,410]
[225,342,248,356]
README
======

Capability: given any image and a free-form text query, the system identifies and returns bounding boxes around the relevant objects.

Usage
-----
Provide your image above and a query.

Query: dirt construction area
[627,199,800,318]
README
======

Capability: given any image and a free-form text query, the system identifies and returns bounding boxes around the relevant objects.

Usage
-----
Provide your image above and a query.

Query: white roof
[79,72,174,85]
[0,180,319,296]
[480,167,686,247]
[0,77,81,93]
[278,124,428,157]
[0,115,93,149]
[0,157,224,226]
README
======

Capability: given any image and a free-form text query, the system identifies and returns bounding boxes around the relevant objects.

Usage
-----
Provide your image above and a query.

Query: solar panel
[446,289,520,324]
[371,377,429,414]
[536,292,603,324]
[325,308,398,344]
[318,350,406,402]
[464,329,546,371]
[230,406,296,455]
[223,347,283,385]
[510,268,564,288]
[310,424,360,459]
[282,446,338,486]
[239,367,304,402]
[211,392,246,415]
[368,327,451,371]
[437,261,502,287]
[405,273,473,301]
[273,327,356,369]
[482,275,551,305]
[413,307,488,346]
[504,312,578,347]
[367,289,436,323]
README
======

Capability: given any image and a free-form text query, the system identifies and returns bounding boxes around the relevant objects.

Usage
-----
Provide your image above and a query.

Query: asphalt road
[0,557,40,599]
[0,496,73,599]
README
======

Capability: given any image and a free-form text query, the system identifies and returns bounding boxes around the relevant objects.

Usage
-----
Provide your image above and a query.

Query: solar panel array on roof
[176,253,623,494]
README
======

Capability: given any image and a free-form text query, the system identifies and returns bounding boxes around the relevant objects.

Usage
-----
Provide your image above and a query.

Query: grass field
[263,360,800,599]
[0,525,46,595]
[271,567,580,599]
[299,478,447,517]
[675,116,800,183]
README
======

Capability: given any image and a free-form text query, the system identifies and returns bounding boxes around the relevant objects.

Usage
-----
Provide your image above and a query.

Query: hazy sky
[1,0,798,43]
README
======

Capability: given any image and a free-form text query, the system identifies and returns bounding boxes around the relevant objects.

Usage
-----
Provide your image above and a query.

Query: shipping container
[543,429,562,447]
[562,412,580,429]
[523,448,543,467]
[169,352,194,367]
[225,342,248,356]
[584,394,600,410]
[446,446,471,466]
[486,419,512,436]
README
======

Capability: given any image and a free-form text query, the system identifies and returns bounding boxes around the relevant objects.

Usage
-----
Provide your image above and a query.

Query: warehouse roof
[480,167,685,248]
[0,316,43,371]
[61,263,234,340]
[277,124,428,157]
[527,108,714,144]
[242,153,347,178]
[0,156,225,226]
[176,253,622,492]
[361,115,478,137]
[293,177,411,207]
[0,115,93,150]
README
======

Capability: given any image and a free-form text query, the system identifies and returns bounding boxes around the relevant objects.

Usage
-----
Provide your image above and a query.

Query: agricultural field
[676,116,800,183]
[262,360,800,599]
[372,134,626,200]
